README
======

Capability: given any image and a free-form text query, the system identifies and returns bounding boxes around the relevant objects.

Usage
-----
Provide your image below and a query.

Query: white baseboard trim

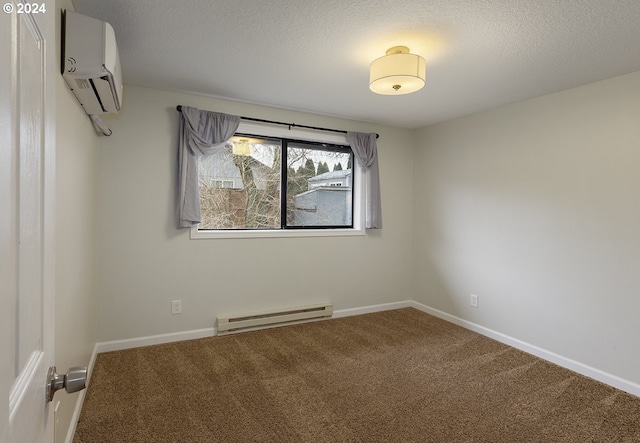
[90,302,407,356]
[409,301,640,398]
[333,300,413,318]
[95,327,215,353]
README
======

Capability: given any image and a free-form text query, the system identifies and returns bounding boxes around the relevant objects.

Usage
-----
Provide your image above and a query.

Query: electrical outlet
[171,300,182,315]
[470,294,479,308]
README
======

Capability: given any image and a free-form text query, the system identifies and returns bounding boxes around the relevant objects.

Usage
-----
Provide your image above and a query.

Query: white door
[1,1,57,442]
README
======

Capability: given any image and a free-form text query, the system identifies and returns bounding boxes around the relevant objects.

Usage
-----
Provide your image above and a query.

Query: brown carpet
[74,308,640,443]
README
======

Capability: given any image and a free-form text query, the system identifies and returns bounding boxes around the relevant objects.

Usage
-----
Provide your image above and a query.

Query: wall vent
[217,303,333,335]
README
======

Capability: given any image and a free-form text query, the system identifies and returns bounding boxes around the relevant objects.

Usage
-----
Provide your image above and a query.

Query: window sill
[190,227,365,239]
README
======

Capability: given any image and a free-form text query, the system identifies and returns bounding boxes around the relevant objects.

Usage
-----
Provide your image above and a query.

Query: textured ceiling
[72,0,640,128]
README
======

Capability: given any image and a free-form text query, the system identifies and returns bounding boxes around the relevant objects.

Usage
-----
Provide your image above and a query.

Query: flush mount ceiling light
[369,46,426,95]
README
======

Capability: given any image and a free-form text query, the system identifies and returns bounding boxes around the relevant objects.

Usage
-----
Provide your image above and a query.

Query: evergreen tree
[347,156,352,170]
[317,161,330,175]
[304,158,316,177]
[333,162,343,171]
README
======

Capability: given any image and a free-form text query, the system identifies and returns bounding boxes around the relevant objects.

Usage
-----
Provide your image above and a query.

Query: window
[197,133,356,234]
[212,180,234,189]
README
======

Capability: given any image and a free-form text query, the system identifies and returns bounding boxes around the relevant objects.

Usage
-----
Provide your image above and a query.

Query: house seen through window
[198,134,354,230]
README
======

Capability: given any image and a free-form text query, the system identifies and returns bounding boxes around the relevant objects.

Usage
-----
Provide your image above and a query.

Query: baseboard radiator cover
[217,303,333,335]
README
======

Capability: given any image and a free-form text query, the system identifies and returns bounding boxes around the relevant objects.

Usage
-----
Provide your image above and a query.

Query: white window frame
[191,121,365,239]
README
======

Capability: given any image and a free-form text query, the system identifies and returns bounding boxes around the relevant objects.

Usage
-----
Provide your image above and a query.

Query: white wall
[413,71,640,385]
[54,1,99,441]
[95,85,414,342]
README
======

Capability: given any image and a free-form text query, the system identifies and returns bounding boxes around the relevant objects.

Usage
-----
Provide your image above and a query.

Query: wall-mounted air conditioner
[63,10,123,134]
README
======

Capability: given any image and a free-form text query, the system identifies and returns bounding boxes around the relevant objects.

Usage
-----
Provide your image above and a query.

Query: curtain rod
[176,105,379,139]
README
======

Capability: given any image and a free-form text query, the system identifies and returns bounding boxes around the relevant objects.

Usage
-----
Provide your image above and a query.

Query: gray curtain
[178,106,240,227]
[347,131,382,229]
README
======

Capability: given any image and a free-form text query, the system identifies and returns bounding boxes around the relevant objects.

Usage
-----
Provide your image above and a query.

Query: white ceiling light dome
[369,46,426,95]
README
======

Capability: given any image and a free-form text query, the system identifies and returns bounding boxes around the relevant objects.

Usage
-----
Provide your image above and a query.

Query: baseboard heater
[216,303,333,336]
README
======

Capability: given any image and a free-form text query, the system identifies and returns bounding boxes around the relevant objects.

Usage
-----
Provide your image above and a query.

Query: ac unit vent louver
[75,79,90,89]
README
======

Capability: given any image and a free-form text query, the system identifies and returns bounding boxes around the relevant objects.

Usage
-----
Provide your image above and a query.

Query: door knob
[46,366,87,402]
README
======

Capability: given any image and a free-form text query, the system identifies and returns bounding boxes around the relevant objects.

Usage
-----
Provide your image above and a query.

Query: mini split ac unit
[63,10,123,134]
